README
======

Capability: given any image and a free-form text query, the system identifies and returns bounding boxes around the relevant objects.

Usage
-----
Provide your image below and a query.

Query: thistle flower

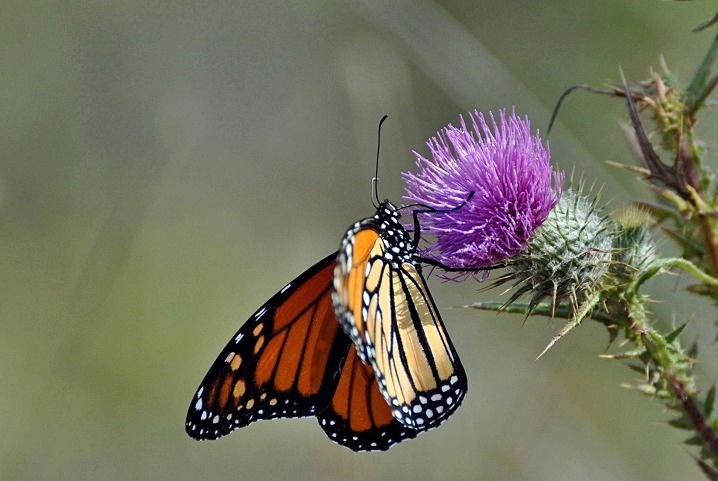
[403,109,563,275]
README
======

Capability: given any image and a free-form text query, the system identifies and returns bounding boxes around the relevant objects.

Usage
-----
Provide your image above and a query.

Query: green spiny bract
[497,189,614,313]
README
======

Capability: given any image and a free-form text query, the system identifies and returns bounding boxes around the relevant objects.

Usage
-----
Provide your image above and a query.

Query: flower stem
[632,257,718,292]
[665,373,718,461]
[624,293,718,461]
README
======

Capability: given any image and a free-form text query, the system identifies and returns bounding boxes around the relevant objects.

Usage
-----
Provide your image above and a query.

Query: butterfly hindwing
[186,253,352,440]
[317,344,421,451]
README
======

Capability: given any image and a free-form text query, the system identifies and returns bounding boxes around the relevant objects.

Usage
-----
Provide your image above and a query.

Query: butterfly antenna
[372,114,388,208]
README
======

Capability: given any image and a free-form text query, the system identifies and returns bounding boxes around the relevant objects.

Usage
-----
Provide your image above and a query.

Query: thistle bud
[500,189,615,310]
[611,206,656,282]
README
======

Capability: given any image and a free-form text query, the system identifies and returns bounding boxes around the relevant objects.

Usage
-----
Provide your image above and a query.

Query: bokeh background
[4,1,718,480]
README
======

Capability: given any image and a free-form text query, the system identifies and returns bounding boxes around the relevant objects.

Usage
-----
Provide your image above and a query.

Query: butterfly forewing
[186,253,351,440]
[332,202,467,431]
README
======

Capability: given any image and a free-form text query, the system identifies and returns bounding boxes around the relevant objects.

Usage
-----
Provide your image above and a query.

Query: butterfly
[186,118,469,451]
[185,198,469,451]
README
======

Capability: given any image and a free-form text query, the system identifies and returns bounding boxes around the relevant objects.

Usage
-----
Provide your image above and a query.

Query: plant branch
[623,294,718,463]
[666,373,718,461]
[631,257,718,292]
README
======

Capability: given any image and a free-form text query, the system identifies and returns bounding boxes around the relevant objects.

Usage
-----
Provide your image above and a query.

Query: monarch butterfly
[186,122,469,451]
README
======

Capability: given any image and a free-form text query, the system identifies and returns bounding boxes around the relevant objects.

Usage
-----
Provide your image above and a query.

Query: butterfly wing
[186,252,352,440]
[332,207,467,431]
[317,343,421,451]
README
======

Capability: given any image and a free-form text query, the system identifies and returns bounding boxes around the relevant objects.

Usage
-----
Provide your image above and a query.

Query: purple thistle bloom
[403,109,563,277]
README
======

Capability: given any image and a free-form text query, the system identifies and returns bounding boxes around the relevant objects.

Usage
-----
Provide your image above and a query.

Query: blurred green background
[4,1,718,480]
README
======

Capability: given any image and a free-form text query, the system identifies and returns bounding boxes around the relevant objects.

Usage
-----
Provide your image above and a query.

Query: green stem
[624,294,718,461]
[632,257,718,292]
[468,301,613,324]
[666,373,718,462]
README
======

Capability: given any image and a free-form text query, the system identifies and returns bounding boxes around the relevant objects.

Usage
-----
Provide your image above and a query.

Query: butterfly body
[186,201,466,450]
